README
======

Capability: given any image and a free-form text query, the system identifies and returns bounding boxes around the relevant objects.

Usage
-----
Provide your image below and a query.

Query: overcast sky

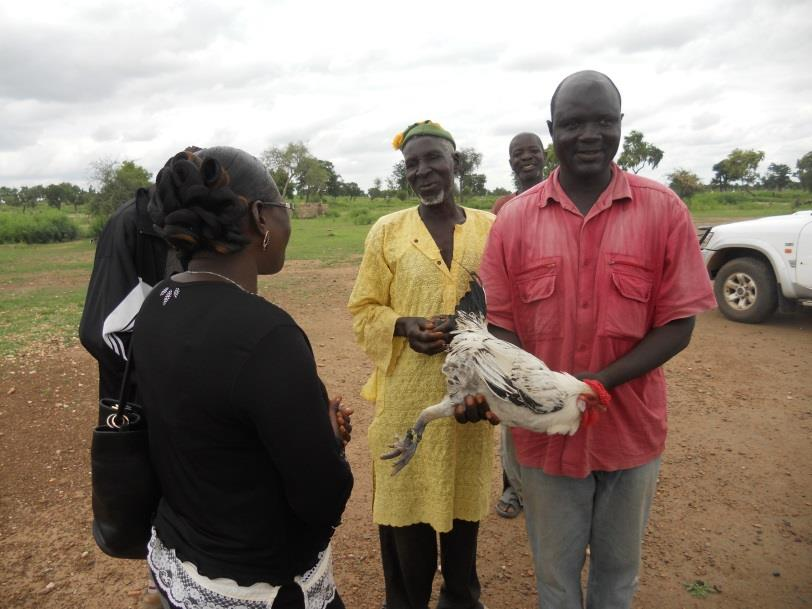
[2,0,811,193]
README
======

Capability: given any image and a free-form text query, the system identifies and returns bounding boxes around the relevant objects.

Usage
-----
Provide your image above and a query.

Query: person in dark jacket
[79,187,181,403]
[134,146,353,609]
[79,158,189,609]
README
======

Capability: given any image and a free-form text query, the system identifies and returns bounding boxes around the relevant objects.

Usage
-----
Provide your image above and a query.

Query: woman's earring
[262,231,271,251]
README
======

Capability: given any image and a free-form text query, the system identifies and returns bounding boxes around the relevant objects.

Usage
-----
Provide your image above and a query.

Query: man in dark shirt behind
[491,132,546,215]
[492,132,546,520]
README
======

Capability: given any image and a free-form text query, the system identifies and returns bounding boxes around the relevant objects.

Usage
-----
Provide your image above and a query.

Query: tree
[368,178,383,199]
[617,130,664,174]
[457,147,482,203]
[542,144,558,179]
[90,159,152,219]
[261,141,312,199]
[667,169,704,199]
[44,182,83,210]
[0,186,19,207]
[796,152,812,192]
[14,185,44,212]
[296,157,330,202]
[342,182,364,201]
[269,168,290,196]
[711,161,730,191]
[763,163,793,191]
[387,161,408,199]
[715,149,765,189]
[317,160,342,198]
[464,173,488,197]
[490,186,511,197]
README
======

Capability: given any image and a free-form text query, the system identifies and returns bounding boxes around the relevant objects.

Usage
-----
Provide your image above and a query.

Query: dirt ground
[1,261,810,609]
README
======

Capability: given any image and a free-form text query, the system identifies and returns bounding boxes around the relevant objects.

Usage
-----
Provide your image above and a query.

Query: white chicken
[382,276,611,474]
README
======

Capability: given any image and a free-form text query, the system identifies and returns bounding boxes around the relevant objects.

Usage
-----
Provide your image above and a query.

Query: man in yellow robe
[348,121,494,609]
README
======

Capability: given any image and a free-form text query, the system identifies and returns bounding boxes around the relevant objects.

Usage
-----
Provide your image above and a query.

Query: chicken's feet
[380,397,455,475]
[381,428,422,475]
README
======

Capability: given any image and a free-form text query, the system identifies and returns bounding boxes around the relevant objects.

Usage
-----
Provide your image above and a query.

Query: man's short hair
[550,71,622,119]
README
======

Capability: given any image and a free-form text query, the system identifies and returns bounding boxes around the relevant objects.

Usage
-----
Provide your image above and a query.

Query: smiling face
[402,136,458,206]
[548,75,622,183]
[509,133,545,189]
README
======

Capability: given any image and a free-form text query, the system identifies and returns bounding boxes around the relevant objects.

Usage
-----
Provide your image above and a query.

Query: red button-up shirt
[479,165,716,477]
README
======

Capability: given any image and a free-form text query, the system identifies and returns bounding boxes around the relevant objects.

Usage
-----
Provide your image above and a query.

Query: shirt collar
[539,163,633,213]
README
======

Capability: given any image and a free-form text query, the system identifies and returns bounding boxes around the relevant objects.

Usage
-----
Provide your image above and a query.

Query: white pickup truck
[699,210,812,323]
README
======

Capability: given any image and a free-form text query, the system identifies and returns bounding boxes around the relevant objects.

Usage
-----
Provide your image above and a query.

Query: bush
[349,208,374,225]
[0,209,79,243]
[88,214,108,238]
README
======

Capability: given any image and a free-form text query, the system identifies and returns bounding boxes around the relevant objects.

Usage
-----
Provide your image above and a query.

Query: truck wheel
[714,257,778,323]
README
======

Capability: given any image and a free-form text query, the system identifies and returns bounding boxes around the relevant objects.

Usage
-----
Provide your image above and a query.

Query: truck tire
[713,257,778,323]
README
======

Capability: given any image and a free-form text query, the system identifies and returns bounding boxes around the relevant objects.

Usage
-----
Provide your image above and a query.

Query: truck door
[797,220,812,289]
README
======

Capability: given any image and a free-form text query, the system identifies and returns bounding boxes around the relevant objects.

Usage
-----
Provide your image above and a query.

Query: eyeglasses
[256,200,295,212]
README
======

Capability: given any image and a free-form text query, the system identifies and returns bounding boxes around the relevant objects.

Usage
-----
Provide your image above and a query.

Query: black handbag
[91,339,160,559]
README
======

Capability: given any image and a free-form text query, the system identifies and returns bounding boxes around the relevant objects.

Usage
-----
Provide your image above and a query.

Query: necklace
[183,270,251,293]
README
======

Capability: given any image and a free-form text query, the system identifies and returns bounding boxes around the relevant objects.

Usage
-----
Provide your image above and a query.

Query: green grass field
[0,240,96,354]
[1,192,810,356]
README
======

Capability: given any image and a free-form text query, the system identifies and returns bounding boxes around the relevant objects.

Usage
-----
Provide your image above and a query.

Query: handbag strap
[116,333,136,411]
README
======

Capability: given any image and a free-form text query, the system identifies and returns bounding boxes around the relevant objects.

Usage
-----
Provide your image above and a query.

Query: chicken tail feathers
[455,272,487,319]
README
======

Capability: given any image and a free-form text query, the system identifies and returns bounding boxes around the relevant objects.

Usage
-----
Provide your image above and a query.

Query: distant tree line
[0,159,153,219]
[668,149,812,199]
[2,138,811,220]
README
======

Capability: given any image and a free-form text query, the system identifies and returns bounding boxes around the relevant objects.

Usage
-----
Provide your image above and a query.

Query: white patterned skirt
[147,528,336,609]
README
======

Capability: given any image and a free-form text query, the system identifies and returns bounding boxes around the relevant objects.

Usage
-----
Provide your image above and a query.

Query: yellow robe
[348,206,495,532]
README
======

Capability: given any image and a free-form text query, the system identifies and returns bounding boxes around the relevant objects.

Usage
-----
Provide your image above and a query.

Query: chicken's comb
[582,379,611,407]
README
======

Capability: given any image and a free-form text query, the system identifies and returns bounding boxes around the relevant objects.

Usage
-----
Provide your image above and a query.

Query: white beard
[419,190,445,206]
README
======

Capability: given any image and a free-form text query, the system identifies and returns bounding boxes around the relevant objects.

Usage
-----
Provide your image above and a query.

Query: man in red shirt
[478,71,715,608]
[491,132,547,215]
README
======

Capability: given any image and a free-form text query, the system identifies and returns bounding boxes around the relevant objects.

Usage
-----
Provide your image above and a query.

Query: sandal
[495,487,522,518]
[140,577,163,609]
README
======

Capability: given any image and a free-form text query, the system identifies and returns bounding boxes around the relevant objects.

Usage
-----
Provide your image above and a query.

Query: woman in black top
[133,147,353,609]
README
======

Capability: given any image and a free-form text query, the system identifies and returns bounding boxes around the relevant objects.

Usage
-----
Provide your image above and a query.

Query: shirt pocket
[600,254,654,340]
[514,257,563,340]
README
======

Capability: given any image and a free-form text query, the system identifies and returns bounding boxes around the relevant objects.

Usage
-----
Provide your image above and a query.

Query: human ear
[547,120,554,138]
[250,200,267,237]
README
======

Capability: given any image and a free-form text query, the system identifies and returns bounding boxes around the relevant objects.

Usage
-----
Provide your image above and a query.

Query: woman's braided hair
[149,146,279,263]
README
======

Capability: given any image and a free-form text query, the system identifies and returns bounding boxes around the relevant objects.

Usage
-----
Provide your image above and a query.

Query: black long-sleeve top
[132,278,353,586]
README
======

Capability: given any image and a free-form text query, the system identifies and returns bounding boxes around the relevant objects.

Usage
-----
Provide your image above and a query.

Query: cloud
[690,112,722,131]
[610,17,710,54]
[92,126,118,143]
[1,0,811,192]
[0,26,176,103]
[489,46,564,73]
[0,123,34,152]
